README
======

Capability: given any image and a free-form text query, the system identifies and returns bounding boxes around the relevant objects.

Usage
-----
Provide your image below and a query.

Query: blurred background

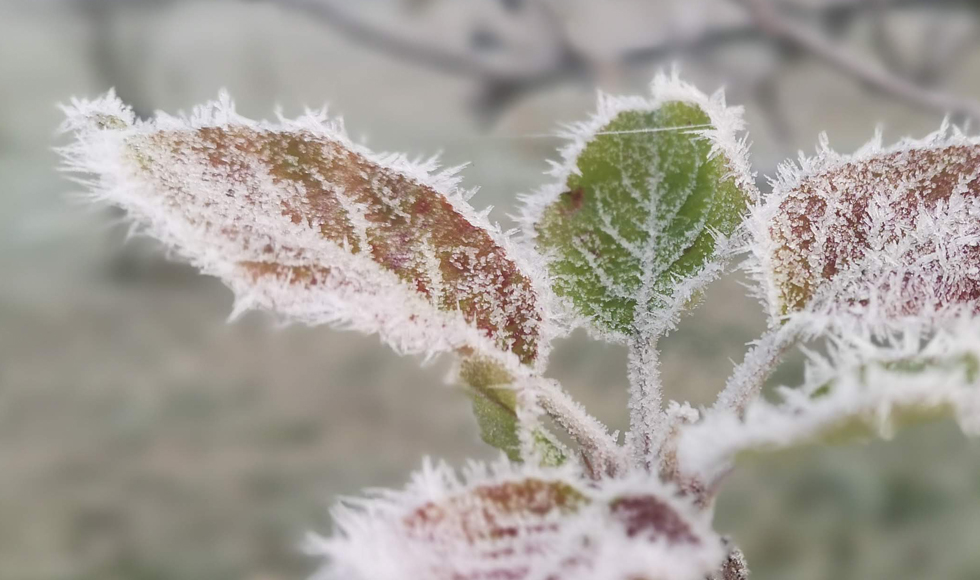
[2,0,980,578]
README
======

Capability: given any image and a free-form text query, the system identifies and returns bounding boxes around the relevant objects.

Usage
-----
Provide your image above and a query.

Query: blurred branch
[869,0,913,78]
[259,0,589,122]
[63,0,980,123]
[735,0,980,122]
[254,0,502,79]
[260,0,980,122]
[869,0,979,86]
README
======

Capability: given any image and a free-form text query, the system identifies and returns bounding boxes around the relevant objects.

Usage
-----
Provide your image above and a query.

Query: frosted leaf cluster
[520,70,756,341]
[59,90,554,374]
[307,459,724,580]
[750,124,980,335]
[58,74,980,580]
[679,321,980,486]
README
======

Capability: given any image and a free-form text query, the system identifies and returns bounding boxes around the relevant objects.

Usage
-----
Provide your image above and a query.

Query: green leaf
[460,357,565,465]
[526,78,752,339]
[467,379,522,461]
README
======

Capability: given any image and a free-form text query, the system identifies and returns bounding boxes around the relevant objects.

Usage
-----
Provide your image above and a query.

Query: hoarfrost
[307,458,724,580]
[749,123,980,336]
[519,69,757,342]
[59,90,557,375]
[678,321,980,485]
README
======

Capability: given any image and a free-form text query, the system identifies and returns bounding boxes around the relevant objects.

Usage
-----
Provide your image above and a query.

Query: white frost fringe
[680,320,980,485]
[747,121,980,337]
[518,68,758,342]
[59,89,561,376]
[306,458,724,580]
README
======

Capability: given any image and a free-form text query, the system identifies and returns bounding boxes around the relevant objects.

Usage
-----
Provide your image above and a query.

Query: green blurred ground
[2,2,980,579]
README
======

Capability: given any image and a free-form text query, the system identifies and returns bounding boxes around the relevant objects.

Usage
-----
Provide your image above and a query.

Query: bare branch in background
[869,0,914,78]
[265,0,980,123]
[867,3,979,86]
[735,0,980,123]
[254,0,500,79]
[55,0,980,124]
[262,0,590,122]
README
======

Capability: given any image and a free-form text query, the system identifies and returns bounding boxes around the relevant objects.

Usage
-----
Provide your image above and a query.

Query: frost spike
[60,91,553,373]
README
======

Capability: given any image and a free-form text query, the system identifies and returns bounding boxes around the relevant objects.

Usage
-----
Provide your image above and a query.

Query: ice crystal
[751,124,980,336]
[520,71,756,341]
[307,459,724,580]
[59,90,555,374]
[678,321,980,485]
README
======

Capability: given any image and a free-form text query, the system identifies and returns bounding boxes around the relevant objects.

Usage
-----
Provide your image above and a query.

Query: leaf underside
[535,103,746,337]
[680,331,980,484]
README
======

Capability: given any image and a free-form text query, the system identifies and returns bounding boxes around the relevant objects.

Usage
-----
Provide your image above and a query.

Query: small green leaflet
[460,357,566,465]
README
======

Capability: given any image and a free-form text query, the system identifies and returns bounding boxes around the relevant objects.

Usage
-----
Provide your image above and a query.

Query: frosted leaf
[752,124,980,334]
[678,322,980,485]
[59,91,553,373]
[308,459,724,580]
[520,71,756,341]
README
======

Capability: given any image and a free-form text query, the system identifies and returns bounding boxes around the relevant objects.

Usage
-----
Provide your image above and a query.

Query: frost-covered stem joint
[627,333,666,471]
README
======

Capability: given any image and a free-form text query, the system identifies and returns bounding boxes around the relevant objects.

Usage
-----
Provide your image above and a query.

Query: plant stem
[532,378,625,476]
[712,323,799,416]
[627,333,665,471]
